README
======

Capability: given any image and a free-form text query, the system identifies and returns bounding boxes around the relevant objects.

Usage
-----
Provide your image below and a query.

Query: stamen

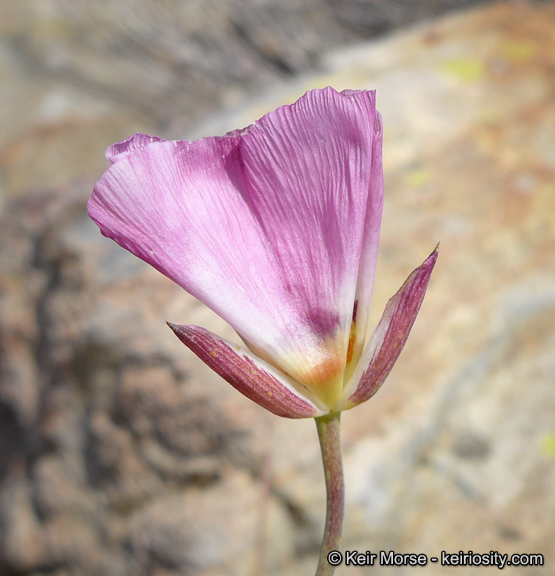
[346,300,358,364]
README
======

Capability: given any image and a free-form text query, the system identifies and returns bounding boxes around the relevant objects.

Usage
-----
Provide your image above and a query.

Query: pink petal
[89,88,382,408]
[238,87,382,405]
[105,133,166,164]
[240,88,379,347]
[339,246,439,410]
[346,111,384,376]
[167,323,325,418]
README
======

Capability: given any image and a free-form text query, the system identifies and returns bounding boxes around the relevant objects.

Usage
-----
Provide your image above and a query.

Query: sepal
[168,323,327,418]
[338,245,439,410]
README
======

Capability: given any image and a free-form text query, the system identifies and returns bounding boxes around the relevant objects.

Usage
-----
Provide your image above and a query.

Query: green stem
[315,411,344,576]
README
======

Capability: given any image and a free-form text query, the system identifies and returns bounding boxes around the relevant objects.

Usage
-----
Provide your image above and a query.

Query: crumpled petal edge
[338,244,439,410]
[168,323,327,418]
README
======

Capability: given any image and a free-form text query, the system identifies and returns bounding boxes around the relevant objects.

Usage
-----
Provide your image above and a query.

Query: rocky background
[1,1,554,575]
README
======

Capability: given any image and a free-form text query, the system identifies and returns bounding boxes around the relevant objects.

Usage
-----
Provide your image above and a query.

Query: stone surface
[1,2,555,576]
[0,0,498,143]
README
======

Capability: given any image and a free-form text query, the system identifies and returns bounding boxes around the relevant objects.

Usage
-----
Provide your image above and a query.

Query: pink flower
[89,87,437,418]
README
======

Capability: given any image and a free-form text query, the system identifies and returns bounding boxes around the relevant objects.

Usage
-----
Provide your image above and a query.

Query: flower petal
[236,87,381,404]
[106,133,166,164]
[338,245,439,410]
[167,323,326,418]
[89,88,382,408]
[346,111,384,377]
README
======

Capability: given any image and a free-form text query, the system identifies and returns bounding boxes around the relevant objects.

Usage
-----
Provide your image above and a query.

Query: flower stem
[315,411,344,576]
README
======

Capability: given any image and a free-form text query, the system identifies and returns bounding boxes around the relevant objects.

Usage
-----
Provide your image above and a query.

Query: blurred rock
[0,0,498,138]
[1,2,554,576]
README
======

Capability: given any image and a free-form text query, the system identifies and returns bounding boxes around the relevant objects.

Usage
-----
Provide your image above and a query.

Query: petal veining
[88,88,382,407]
[346,111,384,379]
[240,88,378,342]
